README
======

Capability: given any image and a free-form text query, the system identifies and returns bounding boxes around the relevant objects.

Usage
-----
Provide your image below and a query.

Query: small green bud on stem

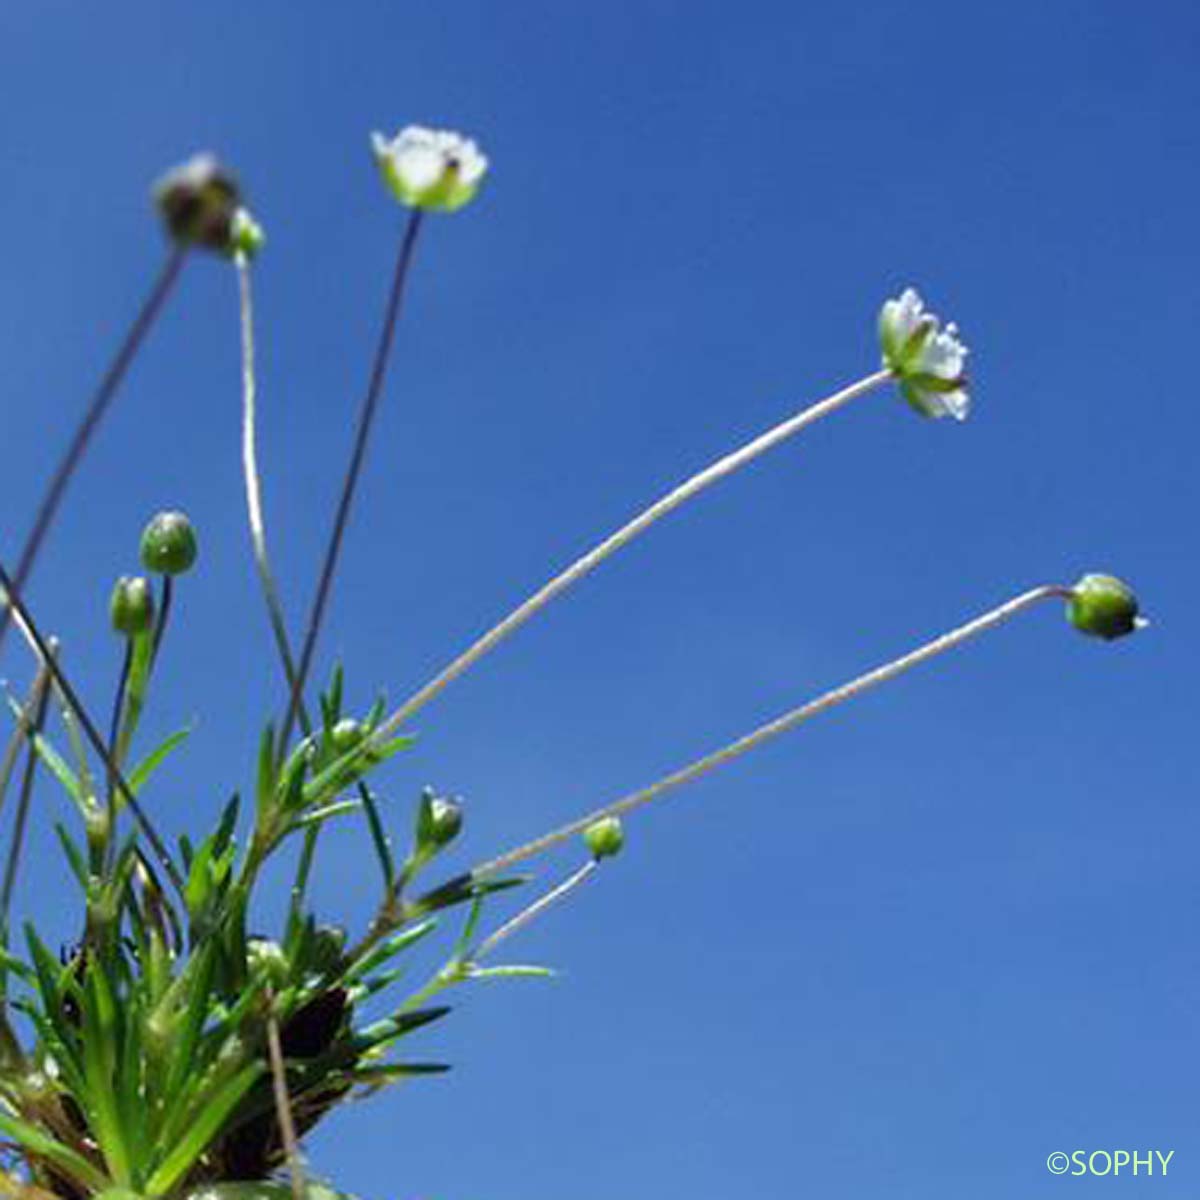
[246,938,289,990]
[416,787,463,852]
[329,718,365,755]
[1067,573,1144,640]
[140,510,199,575]
[231,207,266,260]
[109,575,155,635]
[583,816,624,860]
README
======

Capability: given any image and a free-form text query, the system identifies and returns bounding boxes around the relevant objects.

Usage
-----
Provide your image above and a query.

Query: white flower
[370,126,488,213]
[878,287,970,421]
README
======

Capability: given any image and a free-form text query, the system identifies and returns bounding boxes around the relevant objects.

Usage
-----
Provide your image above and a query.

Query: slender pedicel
[265,998,306,1200]
[471,859,598,964]
[151,576,173,662]
[237,256,304,706]
[237,254,391,893]
[378,368,894,738]
[0,662,52,943]
[0,561,184,897]
[471,585,1072,877]
[107,575,154,769]
[140,510,198,664]
[0,668,47,824]
[0,246,188,659]
[280,209,425,752]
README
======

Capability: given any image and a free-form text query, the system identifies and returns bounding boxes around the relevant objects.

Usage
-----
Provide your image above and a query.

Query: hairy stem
[237,256,306,711]
[471,584,1072,877]
[378,367,894,738]
[237,255,393,896]
[472,859,598,962]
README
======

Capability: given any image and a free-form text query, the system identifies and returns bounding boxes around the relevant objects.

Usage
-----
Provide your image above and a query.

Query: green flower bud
[153,153,242,253]
[140,510,198,575]
[246,938,289,989]
[1067,573,1145,641]
[416,787,463,850]
[231,206,266,260]
[308,925,347,976]
[583,816,624,860]
[109,575,155,636]
[329,718,365,755]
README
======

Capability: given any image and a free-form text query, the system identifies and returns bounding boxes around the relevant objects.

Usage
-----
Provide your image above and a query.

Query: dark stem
[279,211,424,752]
[108,641,132,762]
[0,669,53,944]
[152,574,174,662]
[0,244,188,659]
[0,560,185,899]
[105,640,133,857]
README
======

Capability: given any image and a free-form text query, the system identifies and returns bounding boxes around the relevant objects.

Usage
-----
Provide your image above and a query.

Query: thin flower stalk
[471,859,597,963]
[395,864,594,1014]
[280,210,425,752]
[237,256,304,705]
[378,367,895,737]
[237,256,393,893]
[0,666,50,826]
[265,999,306,1200]
[471,584,1072,878]
[0,560,185,898]
[107,641,133,761]
[0,245,188,658]
[0,660,53,943]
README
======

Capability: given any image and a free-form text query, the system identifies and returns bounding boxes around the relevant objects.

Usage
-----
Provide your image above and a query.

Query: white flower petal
[938,387,970,421]
[919,329,966,380]
[373,125,488,210]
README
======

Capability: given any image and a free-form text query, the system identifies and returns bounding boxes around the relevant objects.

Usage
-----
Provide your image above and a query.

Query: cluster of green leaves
[0,669,524,1199]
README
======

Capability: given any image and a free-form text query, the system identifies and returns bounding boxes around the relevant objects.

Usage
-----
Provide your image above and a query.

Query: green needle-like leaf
[0,1111,109,1192]
[144,1061,263,1196]
[127,726,192,794]
[27,731,85,807]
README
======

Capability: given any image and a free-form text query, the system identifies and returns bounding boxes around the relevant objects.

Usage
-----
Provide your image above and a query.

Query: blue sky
[0,2,1197,1197]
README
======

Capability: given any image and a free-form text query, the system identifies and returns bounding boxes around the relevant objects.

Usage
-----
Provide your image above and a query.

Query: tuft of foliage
[0,668,526,1199]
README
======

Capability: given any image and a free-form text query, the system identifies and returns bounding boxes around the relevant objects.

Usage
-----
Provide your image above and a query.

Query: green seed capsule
[109,575,155,636]
[583,816,624,860]
[140,510,198,576]
[1067,573,1144,641]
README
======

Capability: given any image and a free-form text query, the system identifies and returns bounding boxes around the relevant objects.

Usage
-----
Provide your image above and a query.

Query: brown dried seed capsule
[153,153,242,253]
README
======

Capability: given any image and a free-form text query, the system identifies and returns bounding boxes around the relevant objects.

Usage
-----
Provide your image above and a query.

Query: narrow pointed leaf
[0,1112,108,1191]
[144,1061,262,1195]
[127,726,192,794]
